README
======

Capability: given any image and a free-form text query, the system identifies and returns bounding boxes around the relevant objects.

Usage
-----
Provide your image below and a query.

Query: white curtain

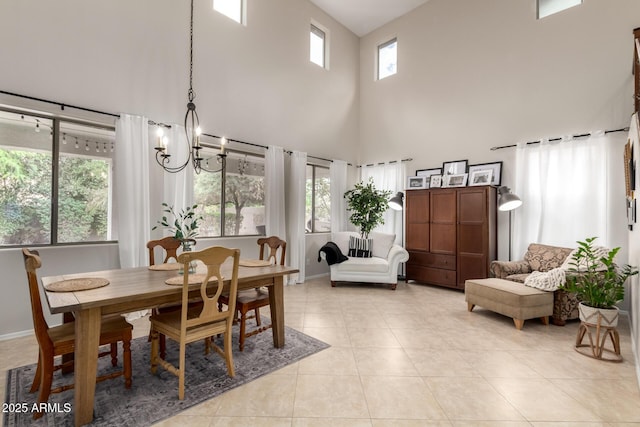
[287,151,307,284]
[115,114,152,321]
[162,124,194,214]
[265,145,286,239]
[330,159,348,232]
[115,114,151,268]
[513,131,625,258]
[360,161,406,243]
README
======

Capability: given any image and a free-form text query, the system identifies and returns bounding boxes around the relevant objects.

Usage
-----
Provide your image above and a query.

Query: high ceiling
[309,0,430,37]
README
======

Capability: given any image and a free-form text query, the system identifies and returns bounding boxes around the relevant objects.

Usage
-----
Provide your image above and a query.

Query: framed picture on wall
[442,159,468,176]
[442,173,468,188]
[468,161,502,186]
[416,168,442,178]
[415,168,441,188]
[407,176,427,189]
[469,169,494,186]
[429,174,442,188]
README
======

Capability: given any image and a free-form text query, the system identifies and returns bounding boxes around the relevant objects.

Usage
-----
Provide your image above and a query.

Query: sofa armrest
[387,245,409,264]
[490,260,531,279]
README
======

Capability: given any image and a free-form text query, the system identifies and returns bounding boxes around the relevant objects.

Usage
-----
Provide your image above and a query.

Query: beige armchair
[490,243,579,325]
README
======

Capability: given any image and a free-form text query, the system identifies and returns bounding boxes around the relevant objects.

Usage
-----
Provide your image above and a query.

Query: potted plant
[152,203,203,272]
[343,178,392,238]
[560,236,638,327]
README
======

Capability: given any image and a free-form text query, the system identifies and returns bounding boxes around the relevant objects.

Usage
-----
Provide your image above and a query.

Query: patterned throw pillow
[348,236,372,258]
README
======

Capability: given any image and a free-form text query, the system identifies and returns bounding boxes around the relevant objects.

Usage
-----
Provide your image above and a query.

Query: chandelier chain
[188,0,195,102]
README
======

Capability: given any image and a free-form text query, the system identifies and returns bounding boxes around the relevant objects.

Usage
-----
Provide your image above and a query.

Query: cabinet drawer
[406,265,457,287]
[407,251,456,270]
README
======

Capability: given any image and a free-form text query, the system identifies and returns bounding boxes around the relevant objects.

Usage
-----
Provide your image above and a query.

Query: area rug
[4,320,329,426]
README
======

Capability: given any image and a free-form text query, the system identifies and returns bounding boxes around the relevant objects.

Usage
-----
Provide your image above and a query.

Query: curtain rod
[490,127,629,151]
[358,158,413,168]
[1,89,352,164]
[0,89,174,128]
[0,89,120,118]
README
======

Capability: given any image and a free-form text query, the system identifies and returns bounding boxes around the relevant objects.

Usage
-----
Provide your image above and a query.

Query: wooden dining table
[41,261,298,427]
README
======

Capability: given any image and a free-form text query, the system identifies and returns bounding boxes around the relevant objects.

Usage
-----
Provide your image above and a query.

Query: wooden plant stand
[575,319,622,363]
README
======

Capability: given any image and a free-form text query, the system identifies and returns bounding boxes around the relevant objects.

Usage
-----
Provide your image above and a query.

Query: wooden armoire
[405,186,497,290]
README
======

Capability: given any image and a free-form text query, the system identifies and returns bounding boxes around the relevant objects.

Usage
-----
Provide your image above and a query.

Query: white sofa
[320,231,409,290]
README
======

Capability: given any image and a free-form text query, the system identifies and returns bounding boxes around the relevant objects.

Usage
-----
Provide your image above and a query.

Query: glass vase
[179,239,197,275]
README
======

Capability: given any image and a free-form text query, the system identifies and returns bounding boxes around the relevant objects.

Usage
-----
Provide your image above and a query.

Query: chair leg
[224,328,235,377]
[204,337,211,355]
[123,336,132,389]
[30,352,42,393]
[239,307,248,352]
[159,333,167,360]
[178,341,186,400]
[110,342,118,367]
[150,329,159,375]
[34,350,54,420]
[255,307,261,326]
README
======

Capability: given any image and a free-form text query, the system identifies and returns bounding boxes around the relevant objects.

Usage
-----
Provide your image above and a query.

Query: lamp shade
[497,186,522,211]
[388,192,404,211]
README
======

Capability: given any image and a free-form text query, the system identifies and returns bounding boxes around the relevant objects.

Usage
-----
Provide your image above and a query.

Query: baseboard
[0,328,34,341]
[300,272,330,282]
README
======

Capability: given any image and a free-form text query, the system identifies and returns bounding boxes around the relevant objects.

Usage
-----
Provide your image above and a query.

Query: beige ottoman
[465,278,554,330]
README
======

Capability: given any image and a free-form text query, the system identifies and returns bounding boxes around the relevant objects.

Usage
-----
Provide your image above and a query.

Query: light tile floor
[2,276,640,426]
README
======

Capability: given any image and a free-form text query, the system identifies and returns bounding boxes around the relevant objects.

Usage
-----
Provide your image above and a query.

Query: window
[310,24,326,68]
[537,0,582,19]
[213,0,244,24]
[193,141,265,237]
[306,165,330,233]
[378,37,397,80]
[0,109,115,246]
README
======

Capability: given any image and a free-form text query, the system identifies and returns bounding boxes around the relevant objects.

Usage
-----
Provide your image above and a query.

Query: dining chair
[220,236,286,351]
[147,236,183,358]
[147,236,182,266]
[150,245,240,400]
[22,248,133,419]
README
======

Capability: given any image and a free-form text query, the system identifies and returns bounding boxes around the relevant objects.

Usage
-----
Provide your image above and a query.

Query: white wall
[0,0,354,337]
[359,0,640,260]
[0,0,360,159]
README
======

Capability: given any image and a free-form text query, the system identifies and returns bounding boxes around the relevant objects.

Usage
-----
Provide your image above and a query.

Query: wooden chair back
[147,236,182,266]
[22,249,51,349]
[258,236,286,266]
[177,246,240,331]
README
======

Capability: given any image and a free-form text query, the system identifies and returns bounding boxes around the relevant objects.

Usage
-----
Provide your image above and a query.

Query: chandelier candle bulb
[156,127,164,149]
[195,126,202,147]
[221,137,226,155]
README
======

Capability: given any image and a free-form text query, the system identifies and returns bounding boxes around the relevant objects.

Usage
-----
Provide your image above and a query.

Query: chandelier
[154,0,226,174]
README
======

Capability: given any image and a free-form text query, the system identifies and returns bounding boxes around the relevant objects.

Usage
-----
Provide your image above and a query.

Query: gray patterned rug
[4,320,329,426]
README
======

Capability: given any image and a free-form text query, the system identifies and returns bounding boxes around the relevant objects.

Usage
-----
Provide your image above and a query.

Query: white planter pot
[578,302,619,327]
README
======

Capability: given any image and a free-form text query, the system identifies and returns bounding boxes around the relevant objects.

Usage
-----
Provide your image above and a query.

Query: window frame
[310,21,330,70]
[377,37,398,80]
[213,0,246,25]
[306,163,330,234]
[193,143,266,238]
[310,24,325,68]
[0,106,116,248]
[536,0,582,19]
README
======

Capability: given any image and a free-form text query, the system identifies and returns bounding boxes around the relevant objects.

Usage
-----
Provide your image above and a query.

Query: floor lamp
[388,191,405,279]
[497,186,522,261]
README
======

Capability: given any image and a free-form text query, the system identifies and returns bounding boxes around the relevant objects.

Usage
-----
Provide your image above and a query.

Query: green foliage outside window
[194,169,265,237]
[0,149,110,245]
